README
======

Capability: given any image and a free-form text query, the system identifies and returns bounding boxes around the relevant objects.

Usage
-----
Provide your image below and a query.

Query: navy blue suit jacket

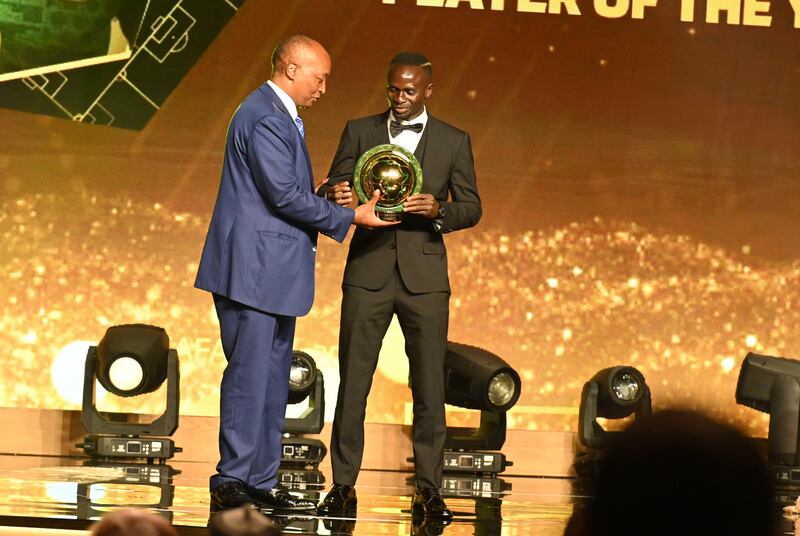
[195,83,354,317]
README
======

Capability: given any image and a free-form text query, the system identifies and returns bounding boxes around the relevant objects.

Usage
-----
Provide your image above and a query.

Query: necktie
[390,120,423,138]
[295,116,305,138]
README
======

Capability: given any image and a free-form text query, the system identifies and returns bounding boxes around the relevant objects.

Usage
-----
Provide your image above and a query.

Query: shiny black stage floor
[0,454,579,535]
[2,455,797,535]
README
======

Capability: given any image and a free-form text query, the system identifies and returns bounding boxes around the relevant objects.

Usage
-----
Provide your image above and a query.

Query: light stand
[78,324,181,462]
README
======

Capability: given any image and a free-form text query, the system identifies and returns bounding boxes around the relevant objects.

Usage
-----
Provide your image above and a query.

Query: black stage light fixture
[736,352,800,484]
[287,350,321,409]
[578,365,651,449]
[79,324,181,461]
[281,351,327,468]
[438,342,522,476]
[444,342,522,450]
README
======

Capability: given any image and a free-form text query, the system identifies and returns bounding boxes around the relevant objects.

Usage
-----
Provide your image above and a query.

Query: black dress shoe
[412,516,452,536]
[322,517,357,535]
[317,483,357,516]
[210,481,257,512]
[411,488,452,520]
[248,485,316,511]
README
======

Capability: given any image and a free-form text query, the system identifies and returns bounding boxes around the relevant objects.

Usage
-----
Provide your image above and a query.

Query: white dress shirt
[267,80,299,121]
[387,107,428,153]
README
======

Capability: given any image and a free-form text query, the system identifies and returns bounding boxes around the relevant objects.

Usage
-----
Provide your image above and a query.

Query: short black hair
[389,52,432,78]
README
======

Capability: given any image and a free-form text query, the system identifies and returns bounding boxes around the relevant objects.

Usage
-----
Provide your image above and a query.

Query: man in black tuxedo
[316,52,482,520]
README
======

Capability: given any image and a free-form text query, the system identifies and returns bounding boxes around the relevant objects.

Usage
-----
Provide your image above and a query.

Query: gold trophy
[353,144,423,222]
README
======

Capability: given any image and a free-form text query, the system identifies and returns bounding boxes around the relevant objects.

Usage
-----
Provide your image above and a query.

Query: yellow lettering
[552,0,581,14]
[491,0,505,8]
[631,0,657,19]
[788,0,800,27]
[176,337,193,359]
[706,0,741,24]
[518,0,548,13]
[177,336,215,363]
[680,0,695,21]
[594,0,629,18]
[445,0,485,7]
[741,0,771,26]
[418,0,446,6]
[195,337,212,358]
[210,339,225,362]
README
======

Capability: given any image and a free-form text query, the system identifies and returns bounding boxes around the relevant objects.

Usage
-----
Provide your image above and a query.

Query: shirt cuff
[432,204,446,233]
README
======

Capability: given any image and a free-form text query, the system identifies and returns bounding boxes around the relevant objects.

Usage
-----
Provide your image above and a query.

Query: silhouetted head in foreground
[90,508,177,536]
[566,409,776,536]
[208,505,282,536]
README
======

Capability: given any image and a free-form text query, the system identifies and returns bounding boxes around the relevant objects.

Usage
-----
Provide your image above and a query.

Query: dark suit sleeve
[440,132,481,233]
[249,115,354,242]
[317,121,357,198]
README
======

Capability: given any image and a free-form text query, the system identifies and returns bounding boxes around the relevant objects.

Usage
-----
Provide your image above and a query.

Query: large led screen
[1,0,798,436]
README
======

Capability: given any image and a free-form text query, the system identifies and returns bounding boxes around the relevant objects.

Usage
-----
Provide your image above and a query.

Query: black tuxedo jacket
[319,111,481,293]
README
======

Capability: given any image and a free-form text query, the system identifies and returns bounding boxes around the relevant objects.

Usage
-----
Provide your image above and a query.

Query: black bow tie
[390,120,424,138]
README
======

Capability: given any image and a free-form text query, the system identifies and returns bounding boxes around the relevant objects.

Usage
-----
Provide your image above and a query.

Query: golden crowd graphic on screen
[1,192,797,434]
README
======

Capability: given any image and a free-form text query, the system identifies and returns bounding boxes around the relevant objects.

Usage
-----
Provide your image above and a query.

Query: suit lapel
[415,116,433,192]
[371,111,391,150]
[415,119,429,168]
[263,84,314,190]
[298,129,313,189]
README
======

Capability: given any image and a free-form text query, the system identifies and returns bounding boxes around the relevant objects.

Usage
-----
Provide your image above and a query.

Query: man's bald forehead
[271,35,325,73]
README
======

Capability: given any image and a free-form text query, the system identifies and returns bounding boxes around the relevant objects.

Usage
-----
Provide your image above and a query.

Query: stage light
[94,324,170,397]
[287,350,318,405]
[79,324,180,461]
[578,365,651,449]
[439,342,522,475]
[444,342,521,414]
[282,351,327,468]
[736,352,800,483]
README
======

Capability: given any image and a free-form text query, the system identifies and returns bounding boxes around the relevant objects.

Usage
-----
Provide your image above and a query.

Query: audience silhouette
[565,409,777,536]
[208,505,282,536]
[90,508,177,536]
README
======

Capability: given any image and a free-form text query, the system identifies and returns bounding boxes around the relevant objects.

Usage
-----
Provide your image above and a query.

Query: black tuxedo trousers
[331,267,449,488]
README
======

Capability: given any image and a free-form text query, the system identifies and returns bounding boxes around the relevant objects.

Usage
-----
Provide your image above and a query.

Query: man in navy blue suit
[195,35,392,513]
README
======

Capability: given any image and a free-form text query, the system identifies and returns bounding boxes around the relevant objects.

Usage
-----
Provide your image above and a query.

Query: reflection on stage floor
[0,454,578,535]
[1,454,795,535]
